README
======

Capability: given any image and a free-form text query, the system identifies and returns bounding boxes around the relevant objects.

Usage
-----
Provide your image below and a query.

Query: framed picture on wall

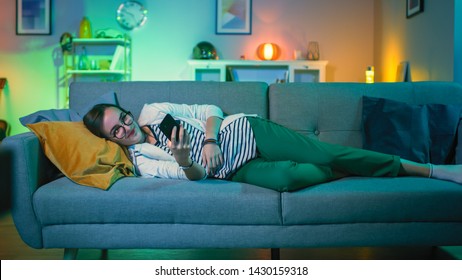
[406,0,424,18]
[216,0,252,35]
[16,0,51,35]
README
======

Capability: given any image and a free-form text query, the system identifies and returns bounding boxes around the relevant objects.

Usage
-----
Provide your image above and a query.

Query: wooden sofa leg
[101,249,108,260]
[271,248,280,260]
[63,248,79,260]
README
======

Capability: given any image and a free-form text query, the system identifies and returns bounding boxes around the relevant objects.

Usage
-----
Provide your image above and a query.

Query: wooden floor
[1,210,461,260]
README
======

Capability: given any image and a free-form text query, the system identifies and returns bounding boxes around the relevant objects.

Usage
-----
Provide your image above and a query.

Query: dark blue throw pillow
[362,96,462,164]
[20,91,118,126]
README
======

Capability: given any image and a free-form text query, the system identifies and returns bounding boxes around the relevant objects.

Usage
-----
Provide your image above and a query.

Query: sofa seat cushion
[33,177,282,226]
[282,177,462,225]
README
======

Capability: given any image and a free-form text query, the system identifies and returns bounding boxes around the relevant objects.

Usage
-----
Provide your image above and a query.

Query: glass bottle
[78,47,89,70]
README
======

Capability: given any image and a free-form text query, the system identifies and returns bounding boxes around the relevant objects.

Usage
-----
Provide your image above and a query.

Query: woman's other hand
[202,142,223,176]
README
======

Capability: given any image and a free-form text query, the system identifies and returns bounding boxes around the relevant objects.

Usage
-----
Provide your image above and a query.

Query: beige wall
[215,0,375,83]
[374,0,454,82]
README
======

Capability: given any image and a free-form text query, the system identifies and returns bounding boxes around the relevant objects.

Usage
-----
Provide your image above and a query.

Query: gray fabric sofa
[3,81,462,259]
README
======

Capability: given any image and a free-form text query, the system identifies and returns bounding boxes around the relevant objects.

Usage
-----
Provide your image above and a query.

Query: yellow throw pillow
[27,121,135,190]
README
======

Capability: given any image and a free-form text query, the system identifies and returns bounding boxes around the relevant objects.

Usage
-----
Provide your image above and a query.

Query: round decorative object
[59,32,73,53]
[257,43,280,60]
[193,41,217,59]
[116,1,148,30]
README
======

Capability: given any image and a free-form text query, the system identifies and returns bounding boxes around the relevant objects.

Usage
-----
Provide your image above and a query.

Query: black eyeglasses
[110,111,134,139]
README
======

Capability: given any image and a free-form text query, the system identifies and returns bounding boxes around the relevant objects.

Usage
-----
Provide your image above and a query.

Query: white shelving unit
[187,60,328,84]
[63,36,132,102]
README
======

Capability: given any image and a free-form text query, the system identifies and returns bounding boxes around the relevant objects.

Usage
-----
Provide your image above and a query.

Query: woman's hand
[168,125,206,180]
[202,142,223,176]
[168,124,191,166]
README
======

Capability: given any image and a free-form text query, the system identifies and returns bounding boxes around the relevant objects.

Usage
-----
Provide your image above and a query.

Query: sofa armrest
[1,132,58,248]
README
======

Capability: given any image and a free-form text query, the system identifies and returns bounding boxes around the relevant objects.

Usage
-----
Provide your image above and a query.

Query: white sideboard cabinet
[187,60,328,84]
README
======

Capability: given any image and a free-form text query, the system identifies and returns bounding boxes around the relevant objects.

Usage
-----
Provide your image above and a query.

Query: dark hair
[83,103,128,138]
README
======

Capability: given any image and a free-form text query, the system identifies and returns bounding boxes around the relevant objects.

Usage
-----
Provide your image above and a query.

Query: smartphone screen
[159,113,180,141]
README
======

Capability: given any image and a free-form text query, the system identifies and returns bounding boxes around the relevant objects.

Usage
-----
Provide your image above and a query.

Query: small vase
[307,41,320,61]
[79,17,92,38]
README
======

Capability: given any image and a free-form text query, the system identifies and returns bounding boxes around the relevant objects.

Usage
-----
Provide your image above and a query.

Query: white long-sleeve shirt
[128,102,257,180]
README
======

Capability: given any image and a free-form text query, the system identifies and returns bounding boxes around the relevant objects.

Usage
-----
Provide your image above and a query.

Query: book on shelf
[396,61,411,82]
[110,46,127,70]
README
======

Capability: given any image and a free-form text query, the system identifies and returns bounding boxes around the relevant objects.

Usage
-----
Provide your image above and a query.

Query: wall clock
[116,1,148,30]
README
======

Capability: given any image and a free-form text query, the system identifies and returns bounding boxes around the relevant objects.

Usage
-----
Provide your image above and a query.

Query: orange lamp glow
[257,43,280,60]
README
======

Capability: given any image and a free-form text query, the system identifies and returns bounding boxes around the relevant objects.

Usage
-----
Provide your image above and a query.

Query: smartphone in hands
[159,113,180,141]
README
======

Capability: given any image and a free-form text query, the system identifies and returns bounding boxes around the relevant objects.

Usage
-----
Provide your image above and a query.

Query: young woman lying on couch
[83,102,462,192]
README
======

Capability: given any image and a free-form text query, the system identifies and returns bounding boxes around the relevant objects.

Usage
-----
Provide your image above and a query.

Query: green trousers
[231,117,401,192]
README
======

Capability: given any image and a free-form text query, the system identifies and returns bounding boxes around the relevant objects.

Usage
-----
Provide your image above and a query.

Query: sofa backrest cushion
[70,81,269,120]
[269,82,462,148]
[362,96,462,164]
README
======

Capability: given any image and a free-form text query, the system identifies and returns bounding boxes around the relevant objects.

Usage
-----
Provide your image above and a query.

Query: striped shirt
[146,116,257,179]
